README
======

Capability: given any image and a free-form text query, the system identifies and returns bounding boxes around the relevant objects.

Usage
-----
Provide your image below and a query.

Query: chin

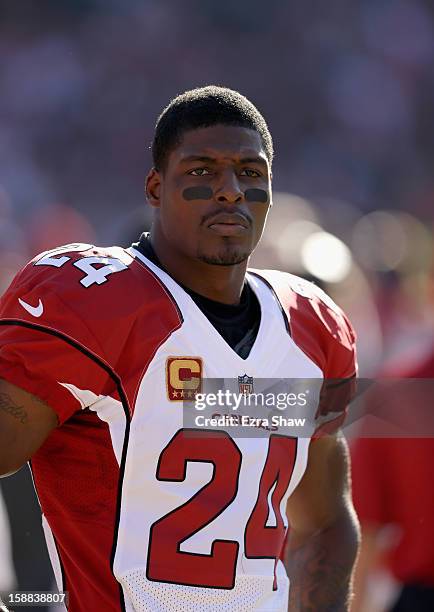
[198,249,250,266]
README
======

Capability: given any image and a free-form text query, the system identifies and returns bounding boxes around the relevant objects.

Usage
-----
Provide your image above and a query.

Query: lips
[206,213,250,229]
[206,213,251,237]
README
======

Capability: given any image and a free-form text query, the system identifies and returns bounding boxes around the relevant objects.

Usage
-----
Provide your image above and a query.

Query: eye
[240,168,262,178]
[188,168,211,176]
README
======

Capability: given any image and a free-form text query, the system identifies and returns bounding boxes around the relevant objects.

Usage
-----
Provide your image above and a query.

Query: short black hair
[152,85,273,171]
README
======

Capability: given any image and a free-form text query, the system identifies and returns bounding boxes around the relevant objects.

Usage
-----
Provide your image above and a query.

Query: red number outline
[146,429,242,588]
[146,430,298,590]
[244,435,298,590]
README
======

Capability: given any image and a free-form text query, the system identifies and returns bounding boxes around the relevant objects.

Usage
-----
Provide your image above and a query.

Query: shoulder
[3,243,176,307]
[1,243,182,353]
[249,268,357,378]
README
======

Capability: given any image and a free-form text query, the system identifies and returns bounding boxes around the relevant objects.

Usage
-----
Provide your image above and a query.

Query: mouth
[206,213,250,237]
[206,213,250,229]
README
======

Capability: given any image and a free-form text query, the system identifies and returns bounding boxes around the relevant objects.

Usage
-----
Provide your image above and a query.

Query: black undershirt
[132,234,261,359]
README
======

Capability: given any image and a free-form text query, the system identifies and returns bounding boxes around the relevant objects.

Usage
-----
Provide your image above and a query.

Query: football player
[0,86,359,611]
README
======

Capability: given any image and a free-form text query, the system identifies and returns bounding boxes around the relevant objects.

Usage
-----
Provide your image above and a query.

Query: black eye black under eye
[244,188,268,203]
[182,186,213,201]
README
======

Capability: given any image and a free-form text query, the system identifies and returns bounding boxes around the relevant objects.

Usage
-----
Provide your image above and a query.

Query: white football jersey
[0,243,356,612]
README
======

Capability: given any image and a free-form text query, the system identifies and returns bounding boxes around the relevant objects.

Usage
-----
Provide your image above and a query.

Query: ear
[146,168,161,208]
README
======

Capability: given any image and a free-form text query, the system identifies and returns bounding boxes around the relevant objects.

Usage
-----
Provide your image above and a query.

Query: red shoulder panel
[250,269,357,434]
[250,269,356,377]
[0,243,182,420]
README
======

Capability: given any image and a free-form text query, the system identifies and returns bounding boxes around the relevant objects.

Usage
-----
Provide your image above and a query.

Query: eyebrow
[179,155,268,166]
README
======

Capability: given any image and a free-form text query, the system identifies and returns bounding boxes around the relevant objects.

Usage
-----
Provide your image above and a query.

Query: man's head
[152,85,273,172]
[146,86,273,268]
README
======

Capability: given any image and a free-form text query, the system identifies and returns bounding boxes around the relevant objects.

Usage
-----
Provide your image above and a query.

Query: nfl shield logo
[238,374,254,395]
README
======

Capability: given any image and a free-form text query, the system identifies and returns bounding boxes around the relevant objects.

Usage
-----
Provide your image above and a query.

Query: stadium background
[0,1,433,610]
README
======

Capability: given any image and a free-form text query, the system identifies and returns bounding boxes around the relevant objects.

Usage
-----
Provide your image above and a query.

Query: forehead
[168,125,268,166]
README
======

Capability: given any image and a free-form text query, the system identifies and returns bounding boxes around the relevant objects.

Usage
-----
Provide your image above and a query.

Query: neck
[149,228,248,305]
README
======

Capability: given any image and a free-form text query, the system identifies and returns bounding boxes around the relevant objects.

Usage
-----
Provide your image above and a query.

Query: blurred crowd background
[1,1,433,610]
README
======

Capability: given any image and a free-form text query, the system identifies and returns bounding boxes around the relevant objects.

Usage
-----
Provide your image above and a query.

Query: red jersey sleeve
[301,282,357,436]
[0,243,130,424]
[252,270,357,436]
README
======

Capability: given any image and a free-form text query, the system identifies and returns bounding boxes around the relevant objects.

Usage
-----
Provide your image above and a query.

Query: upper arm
[0,378,58,476]
[286,435,354,536]
[0,245,124,436]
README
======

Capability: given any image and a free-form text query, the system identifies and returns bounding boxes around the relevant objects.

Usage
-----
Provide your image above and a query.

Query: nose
[214,171,243,205]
